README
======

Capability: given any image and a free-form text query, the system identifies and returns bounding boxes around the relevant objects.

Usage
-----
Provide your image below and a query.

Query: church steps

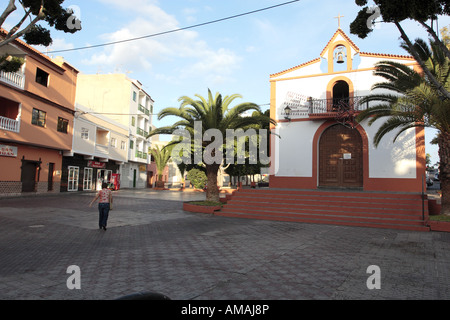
[220,208,426,228]
[217,189,429,232]
[229,197,422,213]
[218,211,429,232]
[233,188,422,200]
[223,203,423,220]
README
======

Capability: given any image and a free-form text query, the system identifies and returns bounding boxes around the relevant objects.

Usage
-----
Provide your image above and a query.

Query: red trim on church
[269,122,426,193]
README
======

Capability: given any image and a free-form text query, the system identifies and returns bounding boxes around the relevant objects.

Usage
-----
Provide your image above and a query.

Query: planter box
[183,202,221,214]
[429,221,450,232]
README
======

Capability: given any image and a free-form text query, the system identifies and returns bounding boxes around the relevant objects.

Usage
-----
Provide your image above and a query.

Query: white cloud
[180,48,242,84]
[84,1,241,84]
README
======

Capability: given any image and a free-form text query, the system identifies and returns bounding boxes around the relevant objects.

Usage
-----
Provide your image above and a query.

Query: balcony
[136,127,148,137]
[138,104,150,116]
[135,150,148,160]
[307,96,369,119]
[0,70,25,89]
[95,144,109,155]
[0,116,20,133]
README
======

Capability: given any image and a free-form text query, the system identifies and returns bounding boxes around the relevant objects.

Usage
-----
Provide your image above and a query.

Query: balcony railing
[136,127,148,137]
[135,151,148,160]
[0,116,20,133]
[138,104,150,116]
[308,96,369,115]
[0,71,25,89]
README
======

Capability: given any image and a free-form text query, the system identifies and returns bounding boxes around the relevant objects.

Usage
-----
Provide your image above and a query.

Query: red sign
[0,145,17,157]
[87,161,106,169]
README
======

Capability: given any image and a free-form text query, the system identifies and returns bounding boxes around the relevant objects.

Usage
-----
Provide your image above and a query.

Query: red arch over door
[313,120,369,189]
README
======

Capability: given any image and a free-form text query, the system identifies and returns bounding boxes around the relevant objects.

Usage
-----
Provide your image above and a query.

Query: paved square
[0,189,449,300]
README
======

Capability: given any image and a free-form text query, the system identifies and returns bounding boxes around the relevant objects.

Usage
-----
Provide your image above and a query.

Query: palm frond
[372,116,416,147]
[359,38,450,148]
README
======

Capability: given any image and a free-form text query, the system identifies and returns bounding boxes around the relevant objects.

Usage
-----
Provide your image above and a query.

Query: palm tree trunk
[438,132,450,215]
[206,164,220,202]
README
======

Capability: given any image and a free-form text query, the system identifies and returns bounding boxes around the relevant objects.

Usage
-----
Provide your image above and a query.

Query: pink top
[98,188,112,203]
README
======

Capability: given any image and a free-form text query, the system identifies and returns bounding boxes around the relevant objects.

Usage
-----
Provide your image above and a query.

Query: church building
[269,27,425,194]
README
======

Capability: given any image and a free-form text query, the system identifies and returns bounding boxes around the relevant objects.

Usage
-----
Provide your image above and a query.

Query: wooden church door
[319,124,363,188]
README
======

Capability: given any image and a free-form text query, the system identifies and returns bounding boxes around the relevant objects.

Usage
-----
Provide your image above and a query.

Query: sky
[4,0,449,166]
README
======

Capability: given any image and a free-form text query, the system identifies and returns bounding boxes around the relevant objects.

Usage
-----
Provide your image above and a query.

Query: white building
[269,28,425,193]
[75,74,154,189]
[62,103,128,191]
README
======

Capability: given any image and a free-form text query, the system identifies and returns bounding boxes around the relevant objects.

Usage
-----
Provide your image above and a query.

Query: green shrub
[187,168,207,189]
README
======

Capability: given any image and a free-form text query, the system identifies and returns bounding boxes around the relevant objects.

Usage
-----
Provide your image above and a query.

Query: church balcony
[308,96,369,119]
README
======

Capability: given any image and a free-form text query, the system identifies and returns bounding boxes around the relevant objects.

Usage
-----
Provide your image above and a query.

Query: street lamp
[284,106,292,121]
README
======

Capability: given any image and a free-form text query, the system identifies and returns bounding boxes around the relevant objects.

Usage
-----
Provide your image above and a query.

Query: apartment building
[0,35,78,196]
[61,103,128,192]
[75,74,154,188]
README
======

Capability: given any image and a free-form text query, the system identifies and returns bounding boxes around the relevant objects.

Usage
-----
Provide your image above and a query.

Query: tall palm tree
[149,145,172,187]
[357,39,450,215]
[148,89,275,202]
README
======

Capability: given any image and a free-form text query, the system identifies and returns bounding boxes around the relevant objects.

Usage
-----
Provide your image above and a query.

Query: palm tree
[148,89,275,202]
[356,39,450,215]
[149,145,172,188]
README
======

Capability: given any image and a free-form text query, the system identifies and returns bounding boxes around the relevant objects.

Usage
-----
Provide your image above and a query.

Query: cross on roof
[335,13,344,29]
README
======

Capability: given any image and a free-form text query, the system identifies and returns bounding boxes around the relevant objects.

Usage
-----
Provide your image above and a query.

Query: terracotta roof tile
[270,58,321,78]
[359,52,415,60]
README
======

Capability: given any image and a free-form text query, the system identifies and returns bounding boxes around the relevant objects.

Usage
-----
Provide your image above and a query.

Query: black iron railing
[308,96,369,114]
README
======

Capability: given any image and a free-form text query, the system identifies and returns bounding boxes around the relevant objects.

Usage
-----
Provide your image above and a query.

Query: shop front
[61,154,120,192]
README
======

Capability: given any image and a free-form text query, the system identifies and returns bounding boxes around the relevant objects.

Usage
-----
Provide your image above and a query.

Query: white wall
[362,119,417,179]
[274,120,324,177]
[73,118,96,155]
[273,56,419,180]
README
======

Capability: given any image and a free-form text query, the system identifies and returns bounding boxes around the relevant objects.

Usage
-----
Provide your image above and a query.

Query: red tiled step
[228,198,422,214]
[218,211,430,232]
[217,188,430,232]
[224,203,423,220]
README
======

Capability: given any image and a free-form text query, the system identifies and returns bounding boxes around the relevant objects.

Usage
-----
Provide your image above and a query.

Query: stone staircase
[217,188,430,232]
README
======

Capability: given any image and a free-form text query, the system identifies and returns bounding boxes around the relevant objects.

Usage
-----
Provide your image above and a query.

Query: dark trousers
[98,203,110,228]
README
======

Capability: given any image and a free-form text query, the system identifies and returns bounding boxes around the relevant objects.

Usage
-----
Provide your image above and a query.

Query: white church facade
[269,28,426,194]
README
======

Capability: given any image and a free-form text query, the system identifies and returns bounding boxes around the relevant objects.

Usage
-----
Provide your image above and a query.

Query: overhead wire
[77,103,270,117]
[46,0,301,54]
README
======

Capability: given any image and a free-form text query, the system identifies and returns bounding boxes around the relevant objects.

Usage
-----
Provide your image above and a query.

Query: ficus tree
[0,0,81,72]
[350,0,450,99]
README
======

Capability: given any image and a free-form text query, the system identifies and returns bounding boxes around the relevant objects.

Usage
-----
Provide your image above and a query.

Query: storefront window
[83,168,93,191]
[68,166,79,191]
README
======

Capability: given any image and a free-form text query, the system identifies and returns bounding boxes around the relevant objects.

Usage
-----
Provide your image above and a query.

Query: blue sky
[4,0,448,165]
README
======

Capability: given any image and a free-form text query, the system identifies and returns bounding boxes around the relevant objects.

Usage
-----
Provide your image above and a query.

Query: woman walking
[89,182,113,230]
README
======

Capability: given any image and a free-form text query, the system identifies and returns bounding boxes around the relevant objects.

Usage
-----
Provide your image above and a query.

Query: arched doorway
[319,124,363,188]
[332,80,349,111]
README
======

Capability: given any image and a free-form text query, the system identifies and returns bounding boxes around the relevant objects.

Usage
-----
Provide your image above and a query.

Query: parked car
[435,172,440,181]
